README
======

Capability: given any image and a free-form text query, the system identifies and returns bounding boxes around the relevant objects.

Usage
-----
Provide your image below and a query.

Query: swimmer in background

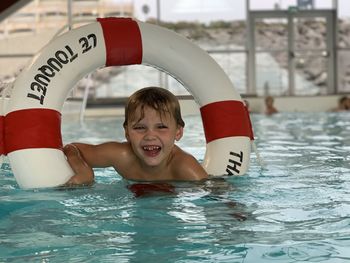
[264,96,278,115]
[331,96,349,112]
[63,87,208,186]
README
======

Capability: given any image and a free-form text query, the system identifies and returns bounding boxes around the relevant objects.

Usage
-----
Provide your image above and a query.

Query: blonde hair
[123,87,185,128]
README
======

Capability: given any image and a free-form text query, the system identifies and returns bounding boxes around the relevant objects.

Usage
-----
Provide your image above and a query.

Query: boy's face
[124,106,183,169]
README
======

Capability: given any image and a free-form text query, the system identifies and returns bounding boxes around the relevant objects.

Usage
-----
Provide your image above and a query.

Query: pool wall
[77,94,344,118]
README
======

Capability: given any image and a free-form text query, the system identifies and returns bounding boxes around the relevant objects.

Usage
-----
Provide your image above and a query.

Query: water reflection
[1,112,350,262]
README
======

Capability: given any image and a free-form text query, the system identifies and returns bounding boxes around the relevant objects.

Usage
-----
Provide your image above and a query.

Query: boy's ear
[175,126,184,141]
[124,127,130,141]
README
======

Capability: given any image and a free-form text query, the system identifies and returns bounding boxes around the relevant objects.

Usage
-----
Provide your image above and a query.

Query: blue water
[1,112,350,262]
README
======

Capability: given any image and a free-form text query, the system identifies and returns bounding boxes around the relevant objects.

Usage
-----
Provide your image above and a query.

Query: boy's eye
[133,125,145,130]
[157,124,168,129]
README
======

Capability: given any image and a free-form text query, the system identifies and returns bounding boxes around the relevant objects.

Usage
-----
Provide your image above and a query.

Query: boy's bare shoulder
[171,146,208,181]
[98,141,134,164]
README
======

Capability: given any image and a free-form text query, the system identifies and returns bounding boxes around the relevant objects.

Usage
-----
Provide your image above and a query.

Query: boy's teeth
[143,146,160,151]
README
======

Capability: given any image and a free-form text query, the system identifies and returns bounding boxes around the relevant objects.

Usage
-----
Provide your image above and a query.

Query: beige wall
[246,95,342,113]
[177,95,345,116]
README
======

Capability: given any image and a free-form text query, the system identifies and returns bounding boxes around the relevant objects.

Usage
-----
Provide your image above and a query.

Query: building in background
[0,0,134,38]
[0,0,349,109]
[297,0,314,9]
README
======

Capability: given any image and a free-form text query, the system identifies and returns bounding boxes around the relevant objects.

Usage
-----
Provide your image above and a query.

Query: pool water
[1,112,350,262]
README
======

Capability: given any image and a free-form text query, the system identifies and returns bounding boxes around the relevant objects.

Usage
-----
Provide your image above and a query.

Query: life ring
[2,17,253,189]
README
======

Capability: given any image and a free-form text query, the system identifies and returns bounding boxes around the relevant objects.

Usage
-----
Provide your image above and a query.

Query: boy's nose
[144,129,157,139]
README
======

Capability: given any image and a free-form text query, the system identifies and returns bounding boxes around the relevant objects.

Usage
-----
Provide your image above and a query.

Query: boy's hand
[63,144,95,187]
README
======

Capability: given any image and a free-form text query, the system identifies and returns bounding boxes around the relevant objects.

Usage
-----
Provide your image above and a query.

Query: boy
[64,87,208,186]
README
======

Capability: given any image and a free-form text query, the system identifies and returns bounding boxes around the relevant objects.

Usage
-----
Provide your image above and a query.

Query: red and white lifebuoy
[1,17,253,189]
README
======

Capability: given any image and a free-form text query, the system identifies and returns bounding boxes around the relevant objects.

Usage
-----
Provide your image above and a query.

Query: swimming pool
[1,112,350,262]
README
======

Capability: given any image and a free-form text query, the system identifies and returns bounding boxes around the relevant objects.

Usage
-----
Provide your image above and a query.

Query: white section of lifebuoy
[6,18,251,189]
[203,137,250,175]
[138,22,240,106]
[8,149,72,188]
[7,22,105,113]
[7,22,106,189]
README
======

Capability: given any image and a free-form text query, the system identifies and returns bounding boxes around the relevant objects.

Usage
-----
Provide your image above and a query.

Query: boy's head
[265,96,274,106]
[123,87,185,128]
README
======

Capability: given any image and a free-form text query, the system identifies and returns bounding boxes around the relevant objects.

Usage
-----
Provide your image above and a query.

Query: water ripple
[1,112,350,262]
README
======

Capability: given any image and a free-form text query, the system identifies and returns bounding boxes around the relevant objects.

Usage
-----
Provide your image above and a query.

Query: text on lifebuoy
[27,33,97,104]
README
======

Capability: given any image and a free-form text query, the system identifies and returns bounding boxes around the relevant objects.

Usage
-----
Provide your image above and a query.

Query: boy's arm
[69,142,123,168]
[63,144,94,186]
[62,141,128,186]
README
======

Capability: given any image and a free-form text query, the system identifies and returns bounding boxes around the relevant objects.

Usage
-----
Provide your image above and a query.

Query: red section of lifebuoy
[200,101,254,143]
[4,109,62,154]
[97,17,142,66]
[0,116,4,155]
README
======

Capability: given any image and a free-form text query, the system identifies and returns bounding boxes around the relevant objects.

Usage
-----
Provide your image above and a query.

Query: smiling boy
[64,87,208,186]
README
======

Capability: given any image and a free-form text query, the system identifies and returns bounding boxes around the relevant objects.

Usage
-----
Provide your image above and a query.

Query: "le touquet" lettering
[27,34,97,104]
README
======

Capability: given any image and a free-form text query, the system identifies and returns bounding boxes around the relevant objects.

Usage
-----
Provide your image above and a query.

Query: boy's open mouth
[143,145,161,156]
